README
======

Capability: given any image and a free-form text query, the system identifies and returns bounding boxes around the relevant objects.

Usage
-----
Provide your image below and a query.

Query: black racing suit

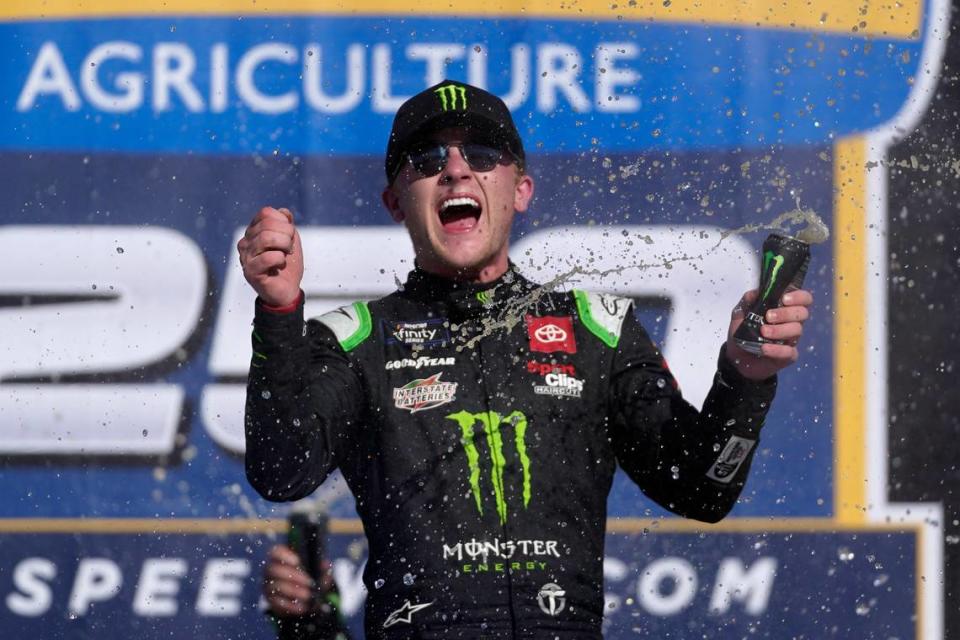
[245,266,777,639]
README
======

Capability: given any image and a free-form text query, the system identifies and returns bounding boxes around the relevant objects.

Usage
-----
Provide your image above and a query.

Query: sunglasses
[401,142,514,180]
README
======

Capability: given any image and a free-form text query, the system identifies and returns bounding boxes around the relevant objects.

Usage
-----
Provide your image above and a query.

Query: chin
[428,251,488,276]
[436,243,487,268]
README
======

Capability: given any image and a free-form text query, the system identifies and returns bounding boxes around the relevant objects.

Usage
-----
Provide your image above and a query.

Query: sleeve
[609,309,777,523]
[244,295,365,502]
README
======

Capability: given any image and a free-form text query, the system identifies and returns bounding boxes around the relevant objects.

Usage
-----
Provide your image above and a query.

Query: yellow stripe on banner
[0,0,922,39]
[0,518,365,534]
[833,137,867,524]
[604,517,917,534]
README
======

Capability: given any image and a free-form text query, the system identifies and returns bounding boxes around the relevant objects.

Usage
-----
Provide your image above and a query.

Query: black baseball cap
[385,79,525,183]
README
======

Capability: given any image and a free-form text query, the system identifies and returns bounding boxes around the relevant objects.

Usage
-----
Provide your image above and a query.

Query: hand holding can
[733,233,811,355]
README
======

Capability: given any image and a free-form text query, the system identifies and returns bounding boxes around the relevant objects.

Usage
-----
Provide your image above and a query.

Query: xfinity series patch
[393,373,458,413]
[706,435,757,483]
[525,316,577,354]
[383,318,450,347]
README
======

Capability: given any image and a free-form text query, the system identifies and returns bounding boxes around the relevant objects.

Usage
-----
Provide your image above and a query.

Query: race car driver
[238,79,813,639]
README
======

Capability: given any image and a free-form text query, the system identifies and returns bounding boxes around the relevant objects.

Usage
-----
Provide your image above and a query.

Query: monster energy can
[733,233,810,355]
[288,506,328,603]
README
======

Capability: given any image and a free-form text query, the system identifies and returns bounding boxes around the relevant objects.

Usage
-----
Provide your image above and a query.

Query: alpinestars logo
[393,373,458,413]
[760,250,786,301]
[446,410,531,525]
[383,600,435,628]
[434,83,467,111]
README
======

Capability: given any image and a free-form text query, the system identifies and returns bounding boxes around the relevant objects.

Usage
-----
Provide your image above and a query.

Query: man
[239,79,813,639]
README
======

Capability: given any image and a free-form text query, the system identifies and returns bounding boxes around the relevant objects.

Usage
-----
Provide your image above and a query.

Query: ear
[382,184,405,223]
[513,173,535,213]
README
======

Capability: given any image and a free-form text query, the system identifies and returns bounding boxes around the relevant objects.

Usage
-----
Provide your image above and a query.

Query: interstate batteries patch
[393,373,458,413]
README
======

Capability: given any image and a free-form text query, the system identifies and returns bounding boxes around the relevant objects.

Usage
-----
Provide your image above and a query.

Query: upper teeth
[440,197,479,211]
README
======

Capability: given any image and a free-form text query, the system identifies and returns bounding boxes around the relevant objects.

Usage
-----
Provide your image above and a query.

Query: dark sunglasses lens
[408,145,447,177]
[461,144,503,171]
[406,143,506,177]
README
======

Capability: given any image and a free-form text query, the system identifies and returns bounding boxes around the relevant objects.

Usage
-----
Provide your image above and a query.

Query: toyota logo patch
[526,316,577,354]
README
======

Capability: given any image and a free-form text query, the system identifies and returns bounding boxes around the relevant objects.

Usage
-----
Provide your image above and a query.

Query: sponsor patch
[443,538,561,563]
[446,538,560,574]
[537,583,567,616]
[445,410,530,525]
[384,318,450,347]
[526,360,576,377]
[533,372,584,399]
[706,435,757,483]
[386,356,455,370]
[383,600,435,628]
[393,373,457,413]
[526,316,577,354]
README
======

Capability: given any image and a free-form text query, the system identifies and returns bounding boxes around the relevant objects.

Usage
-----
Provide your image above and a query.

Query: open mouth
[439,196,482,233]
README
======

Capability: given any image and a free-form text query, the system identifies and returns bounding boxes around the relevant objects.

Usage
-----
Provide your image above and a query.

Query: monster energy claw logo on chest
[733,233,811,355]
[435,83,468,111]
[446,410,530,525]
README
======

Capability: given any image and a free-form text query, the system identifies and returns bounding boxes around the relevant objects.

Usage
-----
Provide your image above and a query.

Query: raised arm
[239,207,364,501]
[609,289,810,522]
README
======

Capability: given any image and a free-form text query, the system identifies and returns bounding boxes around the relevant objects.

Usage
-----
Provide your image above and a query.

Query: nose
[439,145,472,182]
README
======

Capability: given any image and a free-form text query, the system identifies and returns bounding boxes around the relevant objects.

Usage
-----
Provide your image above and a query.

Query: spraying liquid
[447,204,830,351]
[721,204,830,245]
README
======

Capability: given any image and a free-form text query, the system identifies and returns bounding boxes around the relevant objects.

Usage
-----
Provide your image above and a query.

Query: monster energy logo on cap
[446,410,530,525]
[434,83,468,111]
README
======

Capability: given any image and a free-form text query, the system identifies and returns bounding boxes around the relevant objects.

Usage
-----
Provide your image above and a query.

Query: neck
[419,254,510,284]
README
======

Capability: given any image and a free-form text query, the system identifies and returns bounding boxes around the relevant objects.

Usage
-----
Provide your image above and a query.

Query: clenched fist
[237,207,304,307]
